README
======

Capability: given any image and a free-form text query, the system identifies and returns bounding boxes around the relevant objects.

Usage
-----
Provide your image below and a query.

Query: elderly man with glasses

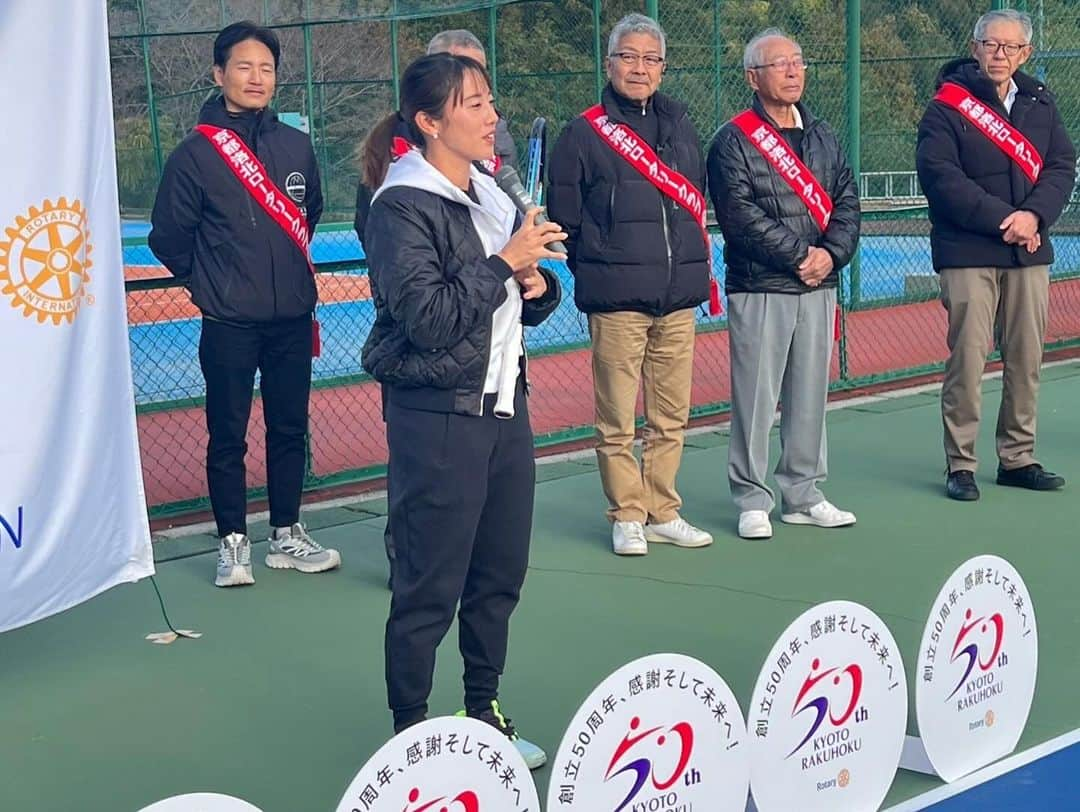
[916,10,1076,502]
[548,13,714,556]
[706,28,861,540]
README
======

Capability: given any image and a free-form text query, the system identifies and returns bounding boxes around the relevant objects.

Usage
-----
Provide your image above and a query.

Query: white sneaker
[738,510,773,540]
[215,532,255,587]
[781,500,856,528]
[265,523,342,573]
[612,521,648,556]
[644,517,713,548]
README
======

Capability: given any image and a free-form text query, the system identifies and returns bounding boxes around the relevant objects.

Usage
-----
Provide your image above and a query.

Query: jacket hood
[197,95,278,134]
[374,149,512,213]
[374,149,516,255]
[936,58,1046,100]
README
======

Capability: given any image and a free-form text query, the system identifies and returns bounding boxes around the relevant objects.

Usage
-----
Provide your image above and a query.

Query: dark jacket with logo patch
[916,59,1075,271]
[149,96,323,323]
[546,84,710,316]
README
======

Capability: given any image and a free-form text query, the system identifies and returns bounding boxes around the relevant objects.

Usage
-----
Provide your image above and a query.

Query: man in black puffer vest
[548,13,714,558]
[708,28,860,541]
[917,9,1075,502]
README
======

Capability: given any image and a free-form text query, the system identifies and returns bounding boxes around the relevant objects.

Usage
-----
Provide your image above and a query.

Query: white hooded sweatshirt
[372,149,524,417]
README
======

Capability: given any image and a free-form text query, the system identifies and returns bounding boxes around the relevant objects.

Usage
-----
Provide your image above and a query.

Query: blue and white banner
[0,0,153,632]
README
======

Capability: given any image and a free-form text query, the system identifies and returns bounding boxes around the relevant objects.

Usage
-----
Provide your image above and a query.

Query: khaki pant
[589,309,696,524]
[940,266,1049,473]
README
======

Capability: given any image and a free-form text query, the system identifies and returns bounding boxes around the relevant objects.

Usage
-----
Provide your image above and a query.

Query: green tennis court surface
[4,363,1079,811]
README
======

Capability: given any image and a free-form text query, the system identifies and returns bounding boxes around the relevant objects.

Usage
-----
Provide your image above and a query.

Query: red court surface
[136,278,1080,511]
[126,268,370,323]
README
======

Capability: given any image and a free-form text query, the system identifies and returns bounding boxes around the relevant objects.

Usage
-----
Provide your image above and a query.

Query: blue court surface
[122,221,1080,407]
[884,729,1080,810]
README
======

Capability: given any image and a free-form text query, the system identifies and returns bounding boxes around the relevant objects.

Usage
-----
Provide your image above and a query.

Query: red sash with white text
[732,109,842,338]
[732,109,834,231]
[933,81,1043,183]
[195,124,320,356]
[582,105,722,316]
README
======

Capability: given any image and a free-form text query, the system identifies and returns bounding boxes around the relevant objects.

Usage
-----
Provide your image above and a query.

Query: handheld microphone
[493,165,568,256]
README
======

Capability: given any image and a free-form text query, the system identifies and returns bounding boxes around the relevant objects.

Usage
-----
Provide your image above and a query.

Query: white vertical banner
[0,0,153,632]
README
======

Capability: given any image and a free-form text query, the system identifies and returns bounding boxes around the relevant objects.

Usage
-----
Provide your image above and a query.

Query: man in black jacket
[547,13,713,557]
[707,28,860,540]
[916,9,1075,502]
[150,22,340,587]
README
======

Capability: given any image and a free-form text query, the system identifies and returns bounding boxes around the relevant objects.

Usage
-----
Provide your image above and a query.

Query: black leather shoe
[997,463,1065,491]
[946,470,980,501]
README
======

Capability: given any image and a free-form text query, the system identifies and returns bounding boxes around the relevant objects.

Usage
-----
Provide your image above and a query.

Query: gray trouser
[727,289,836,513]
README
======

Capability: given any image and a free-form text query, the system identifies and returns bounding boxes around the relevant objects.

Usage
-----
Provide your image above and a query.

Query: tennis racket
[523,116,547,207]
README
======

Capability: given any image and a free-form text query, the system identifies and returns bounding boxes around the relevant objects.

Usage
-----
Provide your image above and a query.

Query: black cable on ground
[149,575,180,635]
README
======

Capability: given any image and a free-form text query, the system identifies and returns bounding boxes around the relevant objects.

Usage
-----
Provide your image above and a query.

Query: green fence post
[593,0,603,102]
[303,3,317,484]
[136,0,164,180]
[303,22,316,135]
[713,0,722,133]
[646,0,659,18]
[391,1,401,108]
[488,4,499,97]
[841,0,861,381]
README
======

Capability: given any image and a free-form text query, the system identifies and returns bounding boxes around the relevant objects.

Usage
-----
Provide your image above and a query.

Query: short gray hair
[607,13,666,59]
[973,10,1033,43]
[427,29,485,56]
[743,27,797,71]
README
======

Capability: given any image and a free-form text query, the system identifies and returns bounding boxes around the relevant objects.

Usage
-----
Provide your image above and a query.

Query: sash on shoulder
[582,104,722,316]
[731,109,841,339]
[731,109,833,231]
[195,124,321,356]
[933,81,1042,183]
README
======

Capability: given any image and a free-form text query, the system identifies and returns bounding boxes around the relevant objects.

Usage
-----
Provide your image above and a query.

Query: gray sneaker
[265,523,341,573]
[216,532,255,587]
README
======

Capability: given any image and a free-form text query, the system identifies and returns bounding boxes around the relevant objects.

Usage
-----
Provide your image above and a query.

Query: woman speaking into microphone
[361,52,566,768]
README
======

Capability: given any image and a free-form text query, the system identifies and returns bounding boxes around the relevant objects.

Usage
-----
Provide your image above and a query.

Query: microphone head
[494,165,532,210]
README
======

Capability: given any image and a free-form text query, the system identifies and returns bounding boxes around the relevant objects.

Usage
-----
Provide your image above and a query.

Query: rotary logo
[0,197,93,324]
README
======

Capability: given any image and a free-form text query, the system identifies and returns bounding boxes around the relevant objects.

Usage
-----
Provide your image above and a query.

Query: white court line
[153,358,1080,538]
[883,727,1080,811]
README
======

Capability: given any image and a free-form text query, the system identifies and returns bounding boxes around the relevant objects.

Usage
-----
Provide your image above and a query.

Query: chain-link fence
[112,0,1080,516]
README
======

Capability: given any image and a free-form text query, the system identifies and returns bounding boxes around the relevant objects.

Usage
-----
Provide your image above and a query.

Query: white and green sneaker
[265,523,341,573]
[458,700,547,770]
[215,532,255,587]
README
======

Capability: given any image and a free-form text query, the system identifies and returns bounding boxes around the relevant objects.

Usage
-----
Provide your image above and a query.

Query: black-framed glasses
[752,56,808,72]
[611,52,665,68]
[976,40,1030,56]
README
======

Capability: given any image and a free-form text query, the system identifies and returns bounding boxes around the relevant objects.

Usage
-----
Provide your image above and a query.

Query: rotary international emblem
[0,197,93,324]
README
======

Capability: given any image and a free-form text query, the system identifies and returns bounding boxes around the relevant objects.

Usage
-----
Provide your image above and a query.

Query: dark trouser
[199,315,313,537]
[384,522,395,576]
[384,385,535,733]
